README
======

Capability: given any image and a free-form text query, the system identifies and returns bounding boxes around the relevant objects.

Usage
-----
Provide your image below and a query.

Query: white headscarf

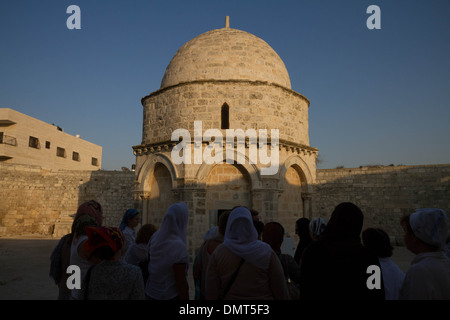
[222,207,273,270]
[149,202,189,266]
[146,202,190,299]
[309,217,327,237]
[409,208,449,249]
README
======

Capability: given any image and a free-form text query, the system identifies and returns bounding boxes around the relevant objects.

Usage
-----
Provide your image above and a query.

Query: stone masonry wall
[141,81,310,147]
[312,164,450,245]
[1,162,449,245]
[0,163,134,237]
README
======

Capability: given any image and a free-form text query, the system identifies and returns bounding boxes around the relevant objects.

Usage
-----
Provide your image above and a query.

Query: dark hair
[218,211,231,236]
[71,215,98,236]
[267,221,285,235]
[253,220,265,235]
[362,228,393,257]
[93,245,116,260]
[135,224,157,244]
[400,214,414,235]
[250,209,259,218]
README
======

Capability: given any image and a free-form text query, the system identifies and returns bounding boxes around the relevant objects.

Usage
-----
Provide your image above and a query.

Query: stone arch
[136,153,178,193]
[277,155,313,237]
[195,149,261,189]
[135,154,178,226]
[146,162,177,226]
[278,154,313,193]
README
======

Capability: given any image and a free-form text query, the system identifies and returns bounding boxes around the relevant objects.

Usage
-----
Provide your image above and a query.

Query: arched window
[221,103,230,129]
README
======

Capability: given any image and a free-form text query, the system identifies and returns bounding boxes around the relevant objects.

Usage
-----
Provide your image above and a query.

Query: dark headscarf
[322,202,363,243]
[294,218,313,264]
[119,209,139,231]
[299,202,385,299]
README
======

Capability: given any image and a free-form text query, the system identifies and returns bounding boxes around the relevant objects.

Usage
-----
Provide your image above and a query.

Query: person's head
[322,202,364,242]
[159,202,189,243]
[71,214,98,238]
[262,222,285,254]
[74,200,103,227]
[253,220,265,240]
[362,228,393,258]
[250,209,260,222]
[84,227,125,261]
[295,218,311,239]
[225,206,257,244]
[218,211,231,236]
[119,209,140,231]
[400,208,448,254]
[231,206,259,221]
[135,224,158,245]
[309,217,327,241]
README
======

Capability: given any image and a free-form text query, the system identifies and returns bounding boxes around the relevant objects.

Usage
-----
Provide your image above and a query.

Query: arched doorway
[278,165,305,237]
[205,163,252,230]
[146,163,176,226]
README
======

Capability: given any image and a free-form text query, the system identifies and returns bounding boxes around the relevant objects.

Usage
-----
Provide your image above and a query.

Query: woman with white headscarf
[399,208,450,300]
[205,206,289,300]
[145,202,190,300]
[309,217,327,241]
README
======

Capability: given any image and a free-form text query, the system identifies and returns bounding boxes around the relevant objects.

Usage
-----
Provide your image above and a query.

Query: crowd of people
[49,200,450,300]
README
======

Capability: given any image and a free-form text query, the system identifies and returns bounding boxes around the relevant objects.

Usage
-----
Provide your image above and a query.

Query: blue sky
[1,0,449,170]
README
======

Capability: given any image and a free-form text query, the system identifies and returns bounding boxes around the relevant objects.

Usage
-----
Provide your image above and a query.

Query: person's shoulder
[280,252,296,263]
[212,243,227,254]
[210,244,236,262]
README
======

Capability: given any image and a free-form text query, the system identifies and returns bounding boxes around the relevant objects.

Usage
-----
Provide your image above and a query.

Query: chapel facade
[133,18,318,254]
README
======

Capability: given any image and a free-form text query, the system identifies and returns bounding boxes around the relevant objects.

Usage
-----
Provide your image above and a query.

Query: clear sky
[1,0,449,170]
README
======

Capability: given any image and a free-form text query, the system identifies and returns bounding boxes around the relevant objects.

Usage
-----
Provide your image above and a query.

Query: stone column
[301,192,313,220]
[134,190,151,226]
[175,186,207,258]
[252,188,282,222]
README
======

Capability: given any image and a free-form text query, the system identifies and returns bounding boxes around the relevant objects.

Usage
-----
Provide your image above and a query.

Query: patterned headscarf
[84,227,124,254]
[119,209,139,231]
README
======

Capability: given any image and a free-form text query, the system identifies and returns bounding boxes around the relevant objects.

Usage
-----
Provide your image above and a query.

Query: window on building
[91,157,99,166]
[45,141,51,149]
[29,136,40,149]
[0,133,17,146]
[72,152,80,161]
[56,147,66,158]
[221,103,230,129]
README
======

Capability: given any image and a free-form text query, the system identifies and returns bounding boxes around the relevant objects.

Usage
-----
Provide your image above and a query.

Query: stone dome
[160,27,292,90]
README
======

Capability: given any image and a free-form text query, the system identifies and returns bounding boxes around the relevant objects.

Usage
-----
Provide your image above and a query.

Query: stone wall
[1,162,449,247]
[312,164,450,245]
[141,80,310,147]
[0,163,134,237]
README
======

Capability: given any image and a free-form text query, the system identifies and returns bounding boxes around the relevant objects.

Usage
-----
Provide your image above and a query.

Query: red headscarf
[84,227,124,254]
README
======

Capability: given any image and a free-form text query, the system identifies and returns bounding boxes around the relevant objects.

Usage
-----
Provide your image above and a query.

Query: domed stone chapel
[133,18,318,255]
